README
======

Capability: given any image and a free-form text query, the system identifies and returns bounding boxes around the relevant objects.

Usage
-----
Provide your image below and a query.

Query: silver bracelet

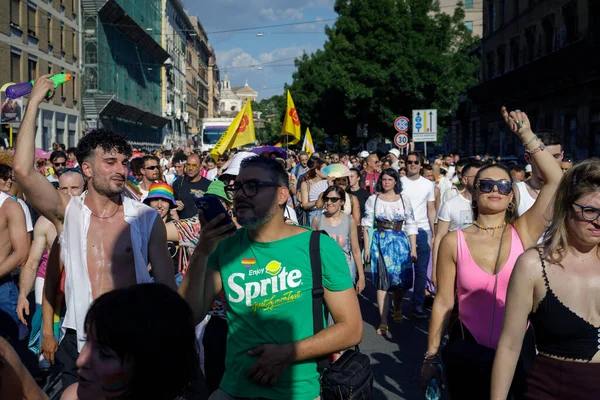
[522,135,539,147]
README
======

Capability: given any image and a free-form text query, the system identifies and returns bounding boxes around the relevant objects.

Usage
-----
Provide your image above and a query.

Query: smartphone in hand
[195,195,236,235]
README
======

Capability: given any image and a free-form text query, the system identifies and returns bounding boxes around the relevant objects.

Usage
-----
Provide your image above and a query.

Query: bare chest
[86,215,136,298]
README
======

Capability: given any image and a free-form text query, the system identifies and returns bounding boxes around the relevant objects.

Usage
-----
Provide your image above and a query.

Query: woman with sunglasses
[422,108,562,399]
[491,159,600,399]
[313,185,366,294]
[315,176,361,227]
[362,168,418,336]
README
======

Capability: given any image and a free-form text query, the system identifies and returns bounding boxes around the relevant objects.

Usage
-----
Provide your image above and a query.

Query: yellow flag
[210,100,256,161]
[301,128,315,157]
[279,90,301,145]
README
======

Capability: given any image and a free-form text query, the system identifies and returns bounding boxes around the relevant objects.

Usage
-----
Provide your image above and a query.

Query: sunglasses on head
[57,167,82,176]
[476,179,513,195]
[323,196,341,203]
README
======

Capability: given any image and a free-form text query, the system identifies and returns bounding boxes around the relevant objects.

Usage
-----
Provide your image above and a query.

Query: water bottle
[425,361,443,400]
[425,377,441,400]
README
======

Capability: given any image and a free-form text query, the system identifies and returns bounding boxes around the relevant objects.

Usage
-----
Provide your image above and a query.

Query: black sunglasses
[143,165,160,170]
[53,162,66,167]
[573,202,600,222]
[323,196,341,203]
[476,179,513,195]
[225,180,280,198]
[407,160,420,165]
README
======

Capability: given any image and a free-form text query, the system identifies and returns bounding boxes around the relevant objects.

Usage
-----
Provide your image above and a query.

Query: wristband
[526,142,546,155]
[522,135,539,147]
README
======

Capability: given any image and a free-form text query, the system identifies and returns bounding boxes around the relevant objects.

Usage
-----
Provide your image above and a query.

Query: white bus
[198,118,234,152]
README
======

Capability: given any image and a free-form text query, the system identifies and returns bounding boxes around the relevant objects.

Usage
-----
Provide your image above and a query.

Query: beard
[235,193,279,229]
[90,174,125,197]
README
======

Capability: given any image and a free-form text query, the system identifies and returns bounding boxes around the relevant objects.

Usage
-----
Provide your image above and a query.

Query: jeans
[0,280,19,346]
[412,228,432,311]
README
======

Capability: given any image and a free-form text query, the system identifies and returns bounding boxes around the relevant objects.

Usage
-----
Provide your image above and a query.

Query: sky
[182,0,338,100]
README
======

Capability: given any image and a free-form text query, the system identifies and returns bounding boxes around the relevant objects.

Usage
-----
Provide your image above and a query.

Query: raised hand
[29,75,56,105]
[501,106,532,137]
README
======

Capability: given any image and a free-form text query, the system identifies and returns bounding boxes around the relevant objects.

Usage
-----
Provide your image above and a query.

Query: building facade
[162,0,191,149]
[185,35,199,137]
[189,16,211,123]
[219,74,258,117]
[81,0,168,148]
[449,0,600,159]
[439,0,483,37]
[0,0,81,149]
[207,45,220,118]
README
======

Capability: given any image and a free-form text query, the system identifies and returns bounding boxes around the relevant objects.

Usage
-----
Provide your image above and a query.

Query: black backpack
[309,231,374,400]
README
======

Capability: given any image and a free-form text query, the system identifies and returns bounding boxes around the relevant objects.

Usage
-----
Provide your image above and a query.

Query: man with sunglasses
[360,153,381,194]
[173,153,211,219]
[139,155,162,200]
[401,152,436,319]
[47,151,68,184]
[181,156,362,400]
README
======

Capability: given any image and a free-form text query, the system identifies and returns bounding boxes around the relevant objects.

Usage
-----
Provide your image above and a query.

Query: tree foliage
[287,0,479,147]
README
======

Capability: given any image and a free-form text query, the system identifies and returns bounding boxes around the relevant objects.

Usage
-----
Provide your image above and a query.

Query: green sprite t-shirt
[208,228,353,400]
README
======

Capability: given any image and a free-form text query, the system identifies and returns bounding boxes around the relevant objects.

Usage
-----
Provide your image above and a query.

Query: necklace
[473,221,506,231]
[90,199,121,220]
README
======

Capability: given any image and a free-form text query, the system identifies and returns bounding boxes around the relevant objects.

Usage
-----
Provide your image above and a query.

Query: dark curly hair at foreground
[76,129,132,167]
[84,284,199,399]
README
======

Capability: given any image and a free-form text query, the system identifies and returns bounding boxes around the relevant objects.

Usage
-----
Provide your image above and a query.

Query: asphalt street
[358,273,450,400]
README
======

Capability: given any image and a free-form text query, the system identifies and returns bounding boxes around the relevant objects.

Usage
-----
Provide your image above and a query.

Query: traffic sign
[394,132,409,148]
[394,116,410,133]
[326,138,333,147]
[412,109,438,142]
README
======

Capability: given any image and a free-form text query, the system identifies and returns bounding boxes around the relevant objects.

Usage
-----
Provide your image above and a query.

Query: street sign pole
[424,142,427,157]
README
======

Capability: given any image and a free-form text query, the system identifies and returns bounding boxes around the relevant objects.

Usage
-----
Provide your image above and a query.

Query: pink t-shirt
[456,227,524,349]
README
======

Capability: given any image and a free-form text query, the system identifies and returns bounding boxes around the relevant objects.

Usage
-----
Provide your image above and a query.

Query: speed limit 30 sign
[394,132,409,148]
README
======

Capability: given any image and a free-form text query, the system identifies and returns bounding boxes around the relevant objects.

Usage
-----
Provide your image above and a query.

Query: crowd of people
[0,77,599,400]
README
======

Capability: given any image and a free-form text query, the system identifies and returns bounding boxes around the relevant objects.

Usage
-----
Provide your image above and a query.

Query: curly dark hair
[50,151,67,163]
[84,284,199,400]
[0,163,12,180]
[76,129,132,166]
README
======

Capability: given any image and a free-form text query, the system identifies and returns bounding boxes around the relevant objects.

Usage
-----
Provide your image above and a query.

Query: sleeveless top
[317,213,352,263]
[530,248,600,361]
[516,181,536,217]
[456,227,524,349]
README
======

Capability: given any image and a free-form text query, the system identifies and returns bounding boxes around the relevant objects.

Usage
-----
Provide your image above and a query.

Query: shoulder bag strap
[310,230,329,372]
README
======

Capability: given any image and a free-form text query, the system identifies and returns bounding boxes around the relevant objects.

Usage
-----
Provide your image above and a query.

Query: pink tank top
[456,227,524,349]
[36,251,49,279]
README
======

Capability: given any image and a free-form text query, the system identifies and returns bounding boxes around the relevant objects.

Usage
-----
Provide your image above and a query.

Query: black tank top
[530,248,600,361]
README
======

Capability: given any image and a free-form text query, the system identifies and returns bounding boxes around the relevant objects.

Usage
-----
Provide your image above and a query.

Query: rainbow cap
[143,182,177,209]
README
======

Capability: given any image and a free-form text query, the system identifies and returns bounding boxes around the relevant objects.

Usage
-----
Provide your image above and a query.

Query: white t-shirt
[401,176,435,231]
[516,181,536,217]
[206,168,218,181]
[437,193,473,232]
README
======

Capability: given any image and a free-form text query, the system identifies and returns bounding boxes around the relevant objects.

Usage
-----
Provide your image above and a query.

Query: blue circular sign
[416,122,422,130]
[394,116,409,133]
[416,115,422,123]
[326,138,333,146]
